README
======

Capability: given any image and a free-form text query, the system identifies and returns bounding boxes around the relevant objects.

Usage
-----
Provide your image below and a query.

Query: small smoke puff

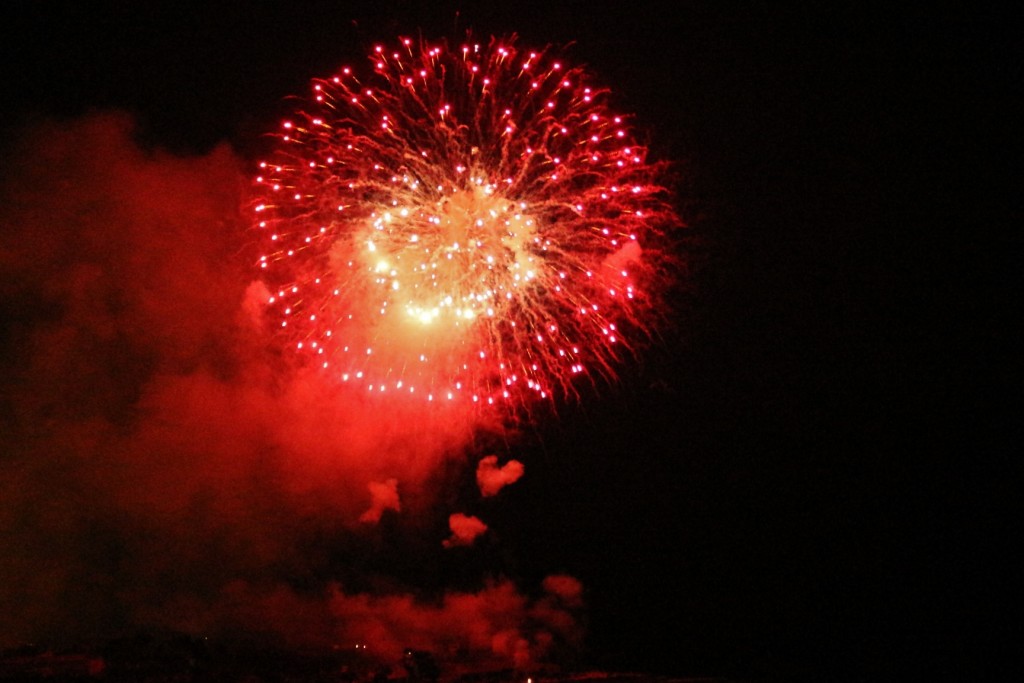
[492,631,532,670]
[359,478,401,523]
[530,575,585,653]
[542,574,584,608]
[476,455,525,497]
[443,513,488,548]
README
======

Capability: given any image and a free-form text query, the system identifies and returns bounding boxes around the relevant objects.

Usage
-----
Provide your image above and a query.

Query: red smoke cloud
[0,113,581,668]
[443,513,489,548]
[144,576,583,671]
[476,455,526,497]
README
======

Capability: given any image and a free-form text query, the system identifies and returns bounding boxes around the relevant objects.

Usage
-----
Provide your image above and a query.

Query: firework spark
[253,35,678,410]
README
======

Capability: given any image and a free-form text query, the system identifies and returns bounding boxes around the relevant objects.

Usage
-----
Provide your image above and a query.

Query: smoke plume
[0,112,582,669]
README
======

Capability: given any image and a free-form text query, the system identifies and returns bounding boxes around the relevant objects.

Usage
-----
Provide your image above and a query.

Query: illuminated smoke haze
[0,112,585,668]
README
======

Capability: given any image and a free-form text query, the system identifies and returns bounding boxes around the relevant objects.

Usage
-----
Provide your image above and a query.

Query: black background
[1,1,1016,679]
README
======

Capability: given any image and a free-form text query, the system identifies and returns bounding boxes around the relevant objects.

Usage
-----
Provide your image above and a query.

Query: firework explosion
[254,35,677,410]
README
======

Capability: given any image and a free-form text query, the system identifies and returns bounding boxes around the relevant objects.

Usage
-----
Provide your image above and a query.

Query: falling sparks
[253,35,678,411]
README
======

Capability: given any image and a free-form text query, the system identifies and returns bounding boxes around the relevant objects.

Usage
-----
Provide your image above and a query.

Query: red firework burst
[253,35,678,410]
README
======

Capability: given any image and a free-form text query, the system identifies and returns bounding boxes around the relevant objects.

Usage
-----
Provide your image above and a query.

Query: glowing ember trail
[253,36,678,410]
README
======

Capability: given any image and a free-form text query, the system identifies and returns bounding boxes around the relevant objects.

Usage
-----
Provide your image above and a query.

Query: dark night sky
[0,1,1016,680]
